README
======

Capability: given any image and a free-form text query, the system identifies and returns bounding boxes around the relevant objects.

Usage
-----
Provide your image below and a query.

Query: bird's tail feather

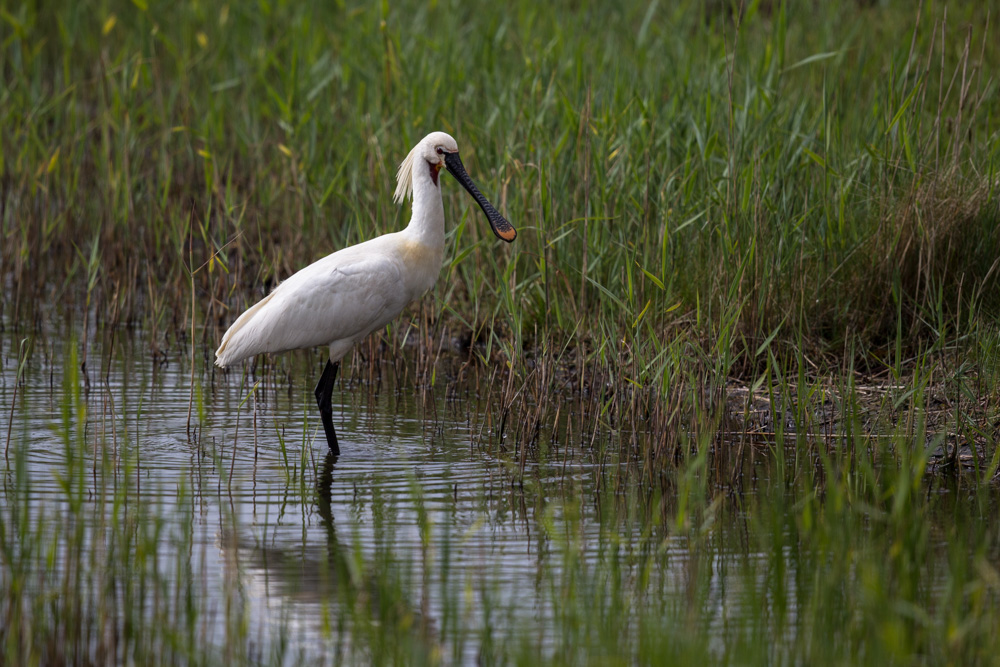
[215,291,276,367]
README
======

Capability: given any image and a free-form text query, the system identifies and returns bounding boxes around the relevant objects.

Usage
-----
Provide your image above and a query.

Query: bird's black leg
[314,360,340,456]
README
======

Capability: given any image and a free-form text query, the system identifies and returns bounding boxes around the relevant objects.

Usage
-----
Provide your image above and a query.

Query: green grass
[3,0,1000,663]
[3,0,998,359]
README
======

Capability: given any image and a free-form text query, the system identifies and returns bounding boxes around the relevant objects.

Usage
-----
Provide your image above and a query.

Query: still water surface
[1,327,995,663]
[1,330,663,661]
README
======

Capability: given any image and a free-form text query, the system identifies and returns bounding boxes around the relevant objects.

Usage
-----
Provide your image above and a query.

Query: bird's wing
[215,248,413,366]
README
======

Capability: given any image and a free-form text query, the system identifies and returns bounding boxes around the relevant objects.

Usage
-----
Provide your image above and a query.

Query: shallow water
[0,328,630,662]
[2,324,998,664]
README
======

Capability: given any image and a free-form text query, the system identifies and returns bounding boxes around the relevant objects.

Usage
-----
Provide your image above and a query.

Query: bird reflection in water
[219,449,440,660]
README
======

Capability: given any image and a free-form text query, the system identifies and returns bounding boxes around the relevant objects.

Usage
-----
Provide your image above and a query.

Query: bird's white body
[215,132,452,369]
[214,231,442,367]
[215,131,515,453]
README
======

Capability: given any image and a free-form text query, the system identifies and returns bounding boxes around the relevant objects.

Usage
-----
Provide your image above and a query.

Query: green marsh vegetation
[2,0,1000,664]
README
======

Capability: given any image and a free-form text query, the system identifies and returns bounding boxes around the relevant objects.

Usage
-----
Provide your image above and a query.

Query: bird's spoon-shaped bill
[444,151,517,242]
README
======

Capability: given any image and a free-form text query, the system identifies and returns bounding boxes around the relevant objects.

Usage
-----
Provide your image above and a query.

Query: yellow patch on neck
[400,238,437,264]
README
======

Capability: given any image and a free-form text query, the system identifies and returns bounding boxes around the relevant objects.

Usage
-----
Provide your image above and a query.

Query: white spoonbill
[215,131,516,455]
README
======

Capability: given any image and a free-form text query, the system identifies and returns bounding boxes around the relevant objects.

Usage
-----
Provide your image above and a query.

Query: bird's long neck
[404,162,445,247]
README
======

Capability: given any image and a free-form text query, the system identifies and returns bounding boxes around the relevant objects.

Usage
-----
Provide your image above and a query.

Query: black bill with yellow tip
[444,151,517,243]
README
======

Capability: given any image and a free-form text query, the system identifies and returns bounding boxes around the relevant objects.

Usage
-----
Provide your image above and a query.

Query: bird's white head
[392,131,517,243]
[393,131,458,205]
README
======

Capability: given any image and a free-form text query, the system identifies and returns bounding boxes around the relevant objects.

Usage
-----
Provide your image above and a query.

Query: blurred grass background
[3,0,997,369]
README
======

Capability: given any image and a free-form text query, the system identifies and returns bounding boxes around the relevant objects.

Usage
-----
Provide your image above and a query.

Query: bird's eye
[435,147,444,155]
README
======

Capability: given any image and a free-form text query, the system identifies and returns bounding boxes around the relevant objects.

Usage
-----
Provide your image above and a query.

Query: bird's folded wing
[216,252,409,365]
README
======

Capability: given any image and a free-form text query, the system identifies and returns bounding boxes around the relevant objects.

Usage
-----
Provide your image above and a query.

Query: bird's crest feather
[393,141,420,205]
